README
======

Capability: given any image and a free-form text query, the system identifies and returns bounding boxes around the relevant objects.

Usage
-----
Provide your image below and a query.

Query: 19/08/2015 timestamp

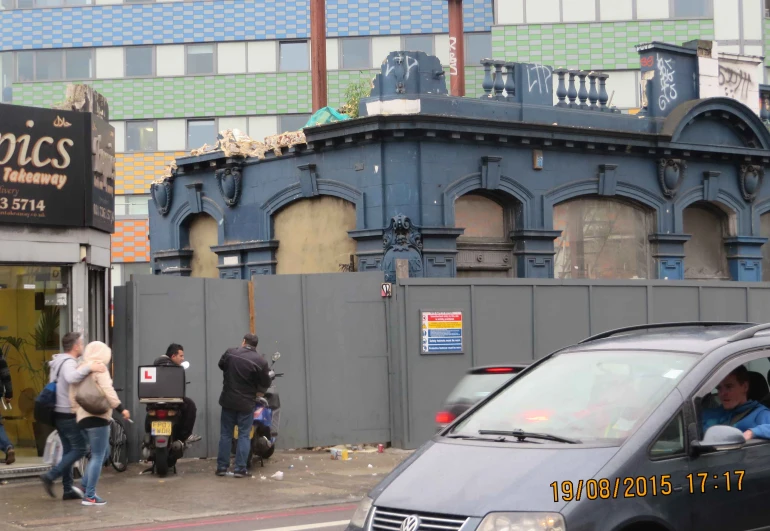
[551,471,745,502]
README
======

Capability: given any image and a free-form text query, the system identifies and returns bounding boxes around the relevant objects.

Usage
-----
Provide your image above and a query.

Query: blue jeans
[82,425,110,499]
[43,415,87,493]
[0,420,11,454]
[217,407,253,472]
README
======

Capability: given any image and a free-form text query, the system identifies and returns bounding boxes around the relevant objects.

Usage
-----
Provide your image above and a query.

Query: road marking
[251,520,350,531]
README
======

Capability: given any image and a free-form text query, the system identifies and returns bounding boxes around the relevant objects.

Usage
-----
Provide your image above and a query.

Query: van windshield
[450,350,698,445]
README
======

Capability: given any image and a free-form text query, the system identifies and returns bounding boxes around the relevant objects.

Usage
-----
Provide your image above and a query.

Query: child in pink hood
[71,341,130,506]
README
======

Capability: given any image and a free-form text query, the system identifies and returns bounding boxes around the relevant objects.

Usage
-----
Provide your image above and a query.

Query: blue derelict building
[147,39,770,284]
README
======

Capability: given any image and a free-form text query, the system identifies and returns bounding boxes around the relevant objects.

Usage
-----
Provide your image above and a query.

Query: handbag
[74,373,111,416]
[34,359,69,426]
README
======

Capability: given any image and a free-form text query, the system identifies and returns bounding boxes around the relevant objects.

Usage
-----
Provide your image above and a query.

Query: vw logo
[400,515,421,531]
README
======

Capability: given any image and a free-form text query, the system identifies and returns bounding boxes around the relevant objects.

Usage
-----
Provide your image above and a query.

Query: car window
[450,350,698,445]
[650,412,685,458]
[446,373,515,404]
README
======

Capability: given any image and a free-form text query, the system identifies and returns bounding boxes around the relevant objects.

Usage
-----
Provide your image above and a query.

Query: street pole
[447,0,465,97]
[310,0,328,111]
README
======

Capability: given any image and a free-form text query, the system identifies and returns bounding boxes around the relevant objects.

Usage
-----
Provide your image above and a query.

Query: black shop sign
[0,102,115,233]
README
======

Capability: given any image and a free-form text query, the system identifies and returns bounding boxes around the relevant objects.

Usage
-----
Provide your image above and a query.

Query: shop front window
[0,265,70,456]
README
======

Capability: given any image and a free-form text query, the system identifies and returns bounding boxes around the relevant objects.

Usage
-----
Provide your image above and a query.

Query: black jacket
[153,356,176,367]
[218,346,271,413]
[0,357,12,400]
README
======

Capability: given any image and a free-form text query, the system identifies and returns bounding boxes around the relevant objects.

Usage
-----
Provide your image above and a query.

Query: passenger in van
[702,365,770,440]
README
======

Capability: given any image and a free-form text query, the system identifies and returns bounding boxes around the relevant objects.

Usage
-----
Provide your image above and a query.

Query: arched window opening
[274,196,357,274]
[184,213,219,278]
[553,196,653,280]
[454,191,516,278]
[683,202,730,280]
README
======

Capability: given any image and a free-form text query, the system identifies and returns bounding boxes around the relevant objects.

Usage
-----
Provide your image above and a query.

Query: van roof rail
[725,322,770,343]
[578,322,755,344]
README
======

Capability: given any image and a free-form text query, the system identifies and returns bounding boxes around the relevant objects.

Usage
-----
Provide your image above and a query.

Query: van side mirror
[691,425,746,453]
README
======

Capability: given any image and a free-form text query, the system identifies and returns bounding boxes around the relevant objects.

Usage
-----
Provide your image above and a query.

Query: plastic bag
[304,106,351,128]
[43,430,63,466]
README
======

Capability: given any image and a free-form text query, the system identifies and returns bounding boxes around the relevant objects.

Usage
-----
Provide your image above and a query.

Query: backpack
[33,359,69,426]
[74,373,110,416]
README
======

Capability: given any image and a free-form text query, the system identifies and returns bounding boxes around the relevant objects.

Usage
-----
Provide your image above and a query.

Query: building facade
[145,43,770,283]
[2,0,769,289]
[0,99,114,458]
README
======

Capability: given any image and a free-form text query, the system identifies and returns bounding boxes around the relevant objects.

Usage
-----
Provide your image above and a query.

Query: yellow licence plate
[151,421,172,436]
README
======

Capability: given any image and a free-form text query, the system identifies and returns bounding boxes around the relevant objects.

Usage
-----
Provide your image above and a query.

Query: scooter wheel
[262,445,275,459]
[155,446,170,477]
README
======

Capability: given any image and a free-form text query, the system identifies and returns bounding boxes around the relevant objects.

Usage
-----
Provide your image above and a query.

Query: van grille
[370,507,468,531]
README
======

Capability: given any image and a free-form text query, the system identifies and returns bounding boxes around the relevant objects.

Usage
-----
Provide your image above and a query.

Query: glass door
[0,265,70,460]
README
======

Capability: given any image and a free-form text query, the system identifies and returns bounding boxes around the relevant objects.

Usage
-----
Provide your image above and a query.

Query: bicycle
[73,413,129,478]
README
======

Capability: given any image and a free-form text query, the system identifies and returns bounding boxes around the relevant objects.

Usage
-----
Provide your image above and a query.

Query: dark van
[347,322,770,531]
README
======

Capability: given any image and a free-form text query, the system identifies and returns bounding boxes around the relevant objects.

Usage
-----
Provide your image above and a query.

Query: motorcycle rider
[151,344,202,450]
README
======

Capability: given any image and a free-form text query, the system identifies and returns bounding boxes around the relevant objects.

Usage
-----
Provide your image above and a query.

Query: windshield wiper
[445,433,535,443]
[478,429,581,444]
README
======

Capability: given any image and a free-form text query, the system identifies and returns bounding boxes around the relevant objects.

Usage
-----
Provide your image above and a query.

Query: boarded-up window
[682,204,730,280]
[762,213,770,282]
[187,213,219,278]
[454,192,514,278]
[274,196,357,274]
[553,197,653,279]
[683,204,729,280]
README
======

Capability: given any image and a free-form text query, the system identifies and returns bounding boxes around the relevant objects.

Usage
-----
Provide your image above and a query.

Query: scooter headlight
[350,496,373,529]
[478,512,566,531]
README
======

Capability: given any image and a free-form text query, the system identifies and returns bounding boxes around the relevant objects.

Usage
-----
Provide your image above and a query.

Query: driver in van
[702,365,770,440]
[152,344,202,447]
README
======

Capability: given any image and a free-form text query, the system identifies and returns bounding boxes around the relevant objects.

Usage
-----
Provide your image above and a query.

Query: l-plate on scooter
[138,361,195,477]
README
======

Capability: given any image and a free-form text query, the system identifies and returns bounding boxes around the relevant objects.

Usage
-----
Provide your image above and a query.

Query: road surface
[112,503,356,531]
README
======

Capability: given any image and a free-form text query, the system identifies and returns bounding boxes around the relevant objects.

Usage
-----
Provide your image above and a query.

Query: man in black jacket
[215,333,272,478]
[0,354,14,465]
[152,344,201,447]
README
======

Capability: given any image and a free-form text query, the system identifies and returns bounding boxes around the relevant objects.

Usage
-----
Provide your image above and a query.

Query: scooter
[232,352,283,468]
[140,361,191,478]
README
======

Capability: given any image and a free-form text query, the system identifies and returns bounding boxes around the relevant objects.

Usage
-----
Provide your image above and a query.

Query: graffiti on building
[449,37,458,77]
[719,64,753,101]
[526,63,552,94]
[657,54,677,111]
[385,54,419,80]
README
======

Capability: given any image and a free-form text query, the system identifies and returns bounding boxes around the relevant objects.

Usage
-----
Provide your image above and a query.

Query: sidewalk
[0,448,412,531]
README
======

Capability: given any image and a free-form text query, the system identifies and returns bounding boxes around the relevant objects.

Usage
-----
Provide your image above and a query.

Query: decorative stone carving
[151,178,174,216]
[657,159,686,198]
[215,163,243,207]
[739,164,765,202]
[382,214,424,282]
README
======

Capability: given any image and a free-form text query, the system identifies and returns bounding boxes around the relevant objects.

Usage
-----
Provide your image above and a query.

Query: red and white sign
[141,367,157,383]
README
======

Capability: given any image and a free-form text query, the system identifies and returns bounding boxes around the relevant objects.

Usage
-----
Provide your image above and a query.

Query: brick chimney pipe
[310,0,328,111]
[448,0,465,97]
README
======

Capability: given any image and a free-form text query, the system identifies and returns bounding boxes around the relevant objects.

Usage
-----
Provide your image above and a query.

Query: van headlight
[350,496,373,529]
[478,512,566,531]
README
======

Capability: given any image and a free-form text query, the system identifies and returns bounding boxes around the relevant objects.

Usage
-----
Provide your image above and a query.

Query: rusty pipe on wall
[448,0,465,97]
[310,0,328,111]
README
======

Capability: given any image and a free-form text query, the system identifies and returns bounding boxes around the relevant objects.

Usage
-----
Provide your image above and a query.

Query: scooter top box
[138,365,186,403]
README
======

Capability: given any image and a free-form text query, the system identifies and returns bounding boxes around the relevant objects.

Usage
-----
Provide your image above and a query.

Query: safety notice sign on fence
[421,311,463,354]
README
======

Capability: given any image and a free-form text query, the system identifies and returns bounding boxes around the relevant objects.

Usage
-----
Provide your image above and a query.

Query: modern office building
[0,0,768,288]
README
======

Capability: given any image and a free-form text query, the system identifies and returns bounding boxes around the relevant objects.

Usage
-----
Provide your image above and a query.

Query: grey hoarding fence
[389,278,770,449]
[114,274,770,459]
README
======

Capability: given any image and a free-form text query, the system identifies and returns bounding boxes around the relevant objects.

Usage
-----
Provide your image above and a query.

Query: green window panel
[493,19,714,71]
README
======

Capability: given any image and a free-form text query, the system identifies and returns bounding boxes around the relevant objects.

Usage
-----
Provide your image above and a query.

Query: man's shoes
[233,469,247,478]
[82,496,107,506]
[4,447,15,465]
[63,486,84,501]
[39,474,55,498]
[186,434,202,444]
[215,469,228,476]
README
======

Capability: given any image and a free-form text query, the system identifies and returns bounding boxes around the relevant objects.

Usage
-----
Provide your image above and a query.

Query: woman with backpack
[70,341,130,506]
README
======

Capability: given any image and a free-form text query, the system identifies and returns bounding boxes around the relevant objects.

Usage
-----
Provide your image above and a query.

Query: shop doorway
[0,265,70,469]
